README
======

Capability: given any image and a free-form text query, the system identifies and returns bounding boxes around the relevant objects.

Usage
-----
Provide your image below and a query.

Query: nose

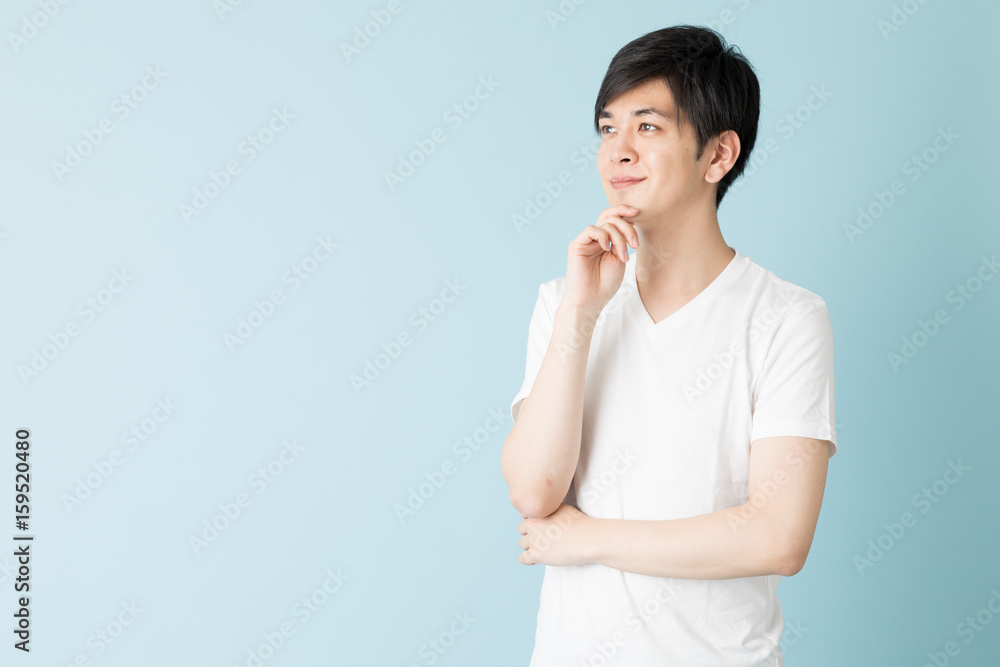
[609,133,637,164]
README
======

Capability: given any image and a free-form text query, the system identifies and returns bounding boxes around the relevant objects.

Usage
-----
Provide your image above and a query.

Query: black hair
[594,25,761,208]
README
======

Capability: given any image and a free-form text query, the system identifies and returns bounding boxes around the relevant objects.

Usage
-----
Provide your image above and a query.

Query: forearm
[501,304,599,518]
[587,504,792,579]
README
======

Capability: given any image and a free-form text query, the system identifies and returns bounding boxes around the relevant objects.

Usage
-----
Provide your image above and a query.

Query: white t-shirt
[509,246,837,667]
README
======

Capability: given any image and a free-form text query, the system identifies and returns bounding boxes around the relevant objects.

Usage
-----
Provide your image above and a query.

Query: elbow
[502,466,562,520]
[762,521,809,577]
[775,545,808,577]
[509,490,560,519]
[753,509,811,576]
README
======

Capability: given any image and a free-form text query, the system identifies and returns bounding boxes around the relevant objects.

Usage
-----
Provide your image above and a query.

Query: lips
[610,177,645,190]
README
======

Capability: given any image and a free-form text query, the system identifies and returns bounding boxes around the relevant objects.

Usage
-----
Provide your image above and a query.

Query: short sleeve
[750,299,838,458]
[510,282,555,423]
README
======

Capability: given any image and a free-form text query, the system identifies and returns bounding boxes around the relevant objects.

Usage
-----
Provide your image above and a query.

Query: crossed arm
[516,435,831,579]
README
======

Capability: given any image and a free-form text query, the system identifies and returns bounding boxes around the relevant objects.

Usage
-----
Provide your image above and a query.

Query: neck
[632,204,734,301]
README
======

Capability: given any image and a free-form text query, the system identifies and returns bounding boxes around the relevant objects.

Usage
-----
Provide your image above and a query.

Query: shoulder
[739,255,829,323]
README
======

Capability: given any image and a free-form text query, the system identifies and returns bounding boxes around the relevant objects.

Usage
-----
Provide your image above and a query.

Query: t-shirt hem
[510,390,528,423]
[750,421,838,458]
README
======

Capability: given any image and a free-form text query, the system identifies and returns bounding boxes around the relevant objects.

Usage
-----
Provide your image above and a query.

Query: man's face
[596,78,714,219]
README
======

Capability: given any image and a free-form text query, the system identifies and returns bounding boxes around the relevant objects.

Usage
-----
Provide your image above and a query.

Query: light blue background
[1,0,998,665]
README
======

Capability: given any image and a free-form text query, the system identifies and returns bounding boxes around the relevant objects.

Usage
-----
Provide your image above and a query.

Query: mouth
[610,177,646,191]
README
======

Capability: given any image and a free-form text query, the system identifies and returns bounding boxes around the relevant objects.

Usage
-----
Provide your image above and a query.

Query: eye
[600,123,657,135]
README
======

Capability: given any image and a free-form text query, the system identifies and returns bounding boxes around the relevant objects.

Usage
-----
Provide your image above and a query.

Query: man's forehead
[601,81,676,118]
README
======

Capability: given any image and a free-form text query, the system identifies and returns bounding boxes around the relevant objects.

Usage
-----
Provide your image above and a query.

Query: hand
[562,205,640,316]
[517,503,595,567]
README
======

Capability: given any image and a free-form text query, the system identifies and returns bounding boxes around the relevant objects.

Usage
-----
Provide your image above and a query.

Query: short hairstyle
[594,25,761,209]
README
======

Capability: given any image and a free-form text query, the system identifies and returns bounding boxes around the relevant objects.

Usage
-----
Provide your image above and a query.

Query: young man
[501,25,837,666]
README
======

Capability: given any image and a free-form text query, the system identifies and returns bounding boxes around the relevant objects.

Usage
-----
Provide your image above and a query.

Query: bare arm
[501,304,599,518]
[591,436,829,577]
[502,205,639,519]
[516,436,831,578]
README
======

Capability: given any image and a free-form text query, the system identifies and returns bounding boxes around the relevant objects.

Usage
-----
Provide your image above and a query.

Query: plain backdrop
[1,0,998,665]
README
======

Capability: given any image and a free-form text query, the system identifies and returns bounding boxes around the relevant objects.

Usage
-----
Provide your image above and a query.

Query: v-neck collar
[625,246,749,337]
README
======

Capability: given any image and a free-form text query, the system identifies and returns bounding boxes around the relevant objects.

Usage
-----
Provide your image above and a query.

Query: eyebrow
[598,106,672,121]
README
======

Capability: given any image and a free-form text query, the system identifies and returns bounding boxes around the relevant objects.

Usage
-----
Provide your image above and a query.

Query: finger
[610,205,639,218]
[569,225,602,255]
[517,521,527,535]
[597,222,630,262]
[578,225,612,253]
[598,214,640,249]
[596,221,630,262]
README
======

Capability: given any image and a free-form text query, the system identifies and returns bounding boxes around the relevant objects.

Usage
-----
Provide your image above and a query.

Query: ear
[704,130,741,184]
